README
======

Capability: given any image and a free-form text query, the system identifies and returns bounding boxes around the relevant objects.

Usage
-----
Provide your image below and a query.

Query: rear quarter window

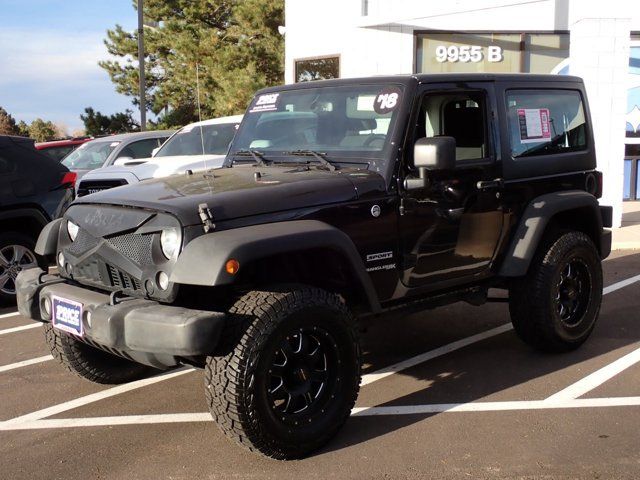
[506,89,587,158]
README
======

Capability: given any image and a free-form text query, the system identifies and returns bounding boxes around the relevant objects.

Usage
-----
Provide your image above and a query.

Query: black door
[398,82,505,289]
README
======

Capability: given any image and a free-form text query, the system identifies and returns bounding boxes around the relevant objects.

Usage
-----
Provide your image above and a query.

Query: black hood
[73,165,386,226]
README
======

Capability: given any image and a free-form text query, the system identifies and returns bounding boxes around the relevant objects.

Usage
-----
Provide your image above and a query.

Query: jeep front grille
[107,233,154,266]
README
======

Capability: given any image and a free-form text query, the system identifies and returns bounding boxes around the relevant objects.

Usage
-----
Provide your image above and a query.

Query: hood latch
[198,203,216,233]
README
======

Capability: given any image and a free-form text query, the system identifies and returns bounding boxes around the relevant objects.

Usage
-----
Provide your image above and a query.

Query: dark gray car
[61,130,174,180]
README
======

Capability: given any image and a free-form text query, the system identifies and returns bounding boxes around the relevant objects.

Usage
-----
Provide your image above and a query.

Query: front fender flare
[171,220,381,313]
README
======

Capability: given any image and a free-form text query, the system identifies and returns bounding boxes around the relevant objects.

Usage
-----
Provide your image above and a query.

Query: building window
[294,56,340,83]
[361,0,369,16]
[415,32,569,74]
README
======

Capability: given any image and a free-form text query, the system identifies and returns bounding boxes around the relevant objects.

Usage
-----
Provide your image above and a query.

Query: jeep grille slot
[106,264,142,291]
[107,233,154,266]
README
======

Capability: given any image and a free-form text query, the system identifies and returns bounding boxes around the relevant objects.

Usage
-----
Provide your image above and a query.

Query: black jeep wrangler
[17,74,612,459]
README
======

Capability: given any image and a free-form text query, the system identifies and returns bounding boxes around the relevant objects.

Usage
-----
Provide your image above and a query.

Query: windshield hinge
[198,203,216,233]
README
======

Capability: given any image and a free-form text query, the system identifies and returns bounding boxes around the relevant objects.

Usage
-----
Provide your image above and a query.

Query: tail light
[60,172,77,188]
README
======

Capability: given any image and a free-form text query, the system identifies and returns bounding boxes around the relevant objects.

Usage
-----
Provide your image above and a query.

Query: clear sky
[0,0,141,133]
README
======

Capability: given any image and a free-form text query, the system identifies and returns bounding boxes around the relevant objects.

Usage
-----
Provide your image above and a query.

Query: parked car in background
[61,130,174,182]
[35,137,93,162]
[0,135,75,304]
[76,116,241,196]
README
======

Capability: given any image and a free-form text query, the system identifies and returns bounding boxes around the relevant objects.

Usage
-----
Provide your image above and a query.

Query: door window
[416,92,488,162]
[117,138,162,159]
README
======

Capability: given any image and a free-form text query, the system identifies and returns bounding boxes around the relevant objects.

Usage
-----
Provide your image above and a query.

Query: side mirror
[404,136,456,191]
[151,147,160,157]
[414,136,456,170]
[113,156,134,167]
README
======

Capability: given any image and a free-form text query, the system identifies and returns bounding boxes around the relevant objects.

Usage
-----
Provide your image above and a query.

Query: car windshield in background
[231,84,404,162]
[154,123,237,157]
[62,141,118,170]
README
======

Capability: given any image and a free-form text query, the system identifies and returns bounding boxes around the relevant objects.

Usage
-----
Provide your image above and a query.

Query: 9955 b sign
[435,45,504,63]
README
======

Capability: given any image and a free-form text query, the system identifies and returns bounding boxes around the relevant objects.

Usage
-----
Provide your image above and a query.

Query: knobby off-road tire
[509,231,603,352]
[205,285,361,459]
[44,324,155,384]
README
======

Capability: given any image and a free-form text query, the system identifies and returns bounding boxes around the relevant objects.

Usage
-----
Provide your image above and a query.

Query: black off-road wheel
[44,324,156,384]
[509,231,603,352]
[205,286,361,459]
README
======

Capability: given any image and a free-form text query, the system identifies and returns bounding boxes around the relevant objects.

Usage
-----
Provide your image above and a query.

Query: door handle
[477,178,503,190]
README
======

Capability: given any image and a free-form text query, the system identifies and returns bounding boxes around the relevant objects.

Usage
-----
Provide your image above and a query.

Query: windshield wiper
[231,149,270,166]
[282,149,338,171]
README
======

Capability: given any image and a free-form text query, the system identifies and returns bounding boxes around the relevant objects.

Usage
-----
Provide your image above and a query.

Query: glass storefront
[415,32,569,74]
[623,40,640,200]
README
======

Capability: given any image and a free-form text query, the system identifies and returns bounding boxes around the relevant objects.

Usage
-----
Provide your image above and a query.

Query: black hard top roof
[257,73,583,95]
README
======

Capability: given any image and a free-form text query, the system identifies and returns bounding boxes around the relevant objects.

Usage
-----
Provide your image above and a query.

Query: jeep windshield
[154,123,238,158]
[230,84,404,168]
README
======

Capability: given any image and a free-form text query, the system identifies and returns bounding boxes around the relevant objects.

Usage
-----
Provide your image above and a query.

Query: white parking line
[0,323,41,335]
[361,323,514,386]
[0,355,53,374]
[0,312,20,319]
[545,346,640,401]
[0,323,41,336]
[5,395,640,431]
[603,273,640,295]
[0,366,195,428]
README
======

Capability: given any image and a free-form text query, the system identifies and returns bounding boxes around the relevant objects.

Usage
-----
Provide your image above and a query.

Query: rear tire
[205,285,361,459]
[44,324,156,384]
[509,231,602,352]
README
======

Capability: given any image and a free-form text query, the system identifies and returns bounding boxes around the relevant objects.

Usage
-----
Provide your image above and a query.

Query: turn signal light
[225,259,240,275]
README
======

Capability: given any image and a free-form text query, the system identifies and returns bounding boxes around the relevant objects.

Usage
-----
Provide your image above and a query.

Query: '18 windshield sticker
[374,87,402,114]
[249,93,280,113]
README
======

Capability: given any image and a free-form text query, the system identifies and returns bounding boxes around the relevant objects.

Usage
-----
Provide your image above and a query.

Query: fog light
[157,271,169,290]
[84,310,92,328]
[225,259,240,275]
[57,252,65,268]
[42,297,51,317]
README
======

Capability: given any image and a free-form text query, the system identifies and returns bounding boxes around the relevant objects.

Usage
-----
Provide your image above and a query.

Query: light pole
[137,0,146,131]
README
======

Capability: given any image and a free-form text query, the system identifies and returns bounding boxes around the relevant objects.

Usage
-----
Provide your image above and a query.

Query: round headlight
[67,221,79,242]
[160,229,180,259]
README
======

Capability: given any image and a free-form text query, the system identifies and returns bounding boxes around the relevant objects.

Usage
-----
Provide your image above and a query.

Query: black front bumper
[16,268,227,369]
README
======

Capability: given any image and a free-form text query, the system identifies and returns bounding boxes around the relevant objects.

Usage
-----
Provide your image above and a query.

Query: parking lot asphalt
[2,250,640,479]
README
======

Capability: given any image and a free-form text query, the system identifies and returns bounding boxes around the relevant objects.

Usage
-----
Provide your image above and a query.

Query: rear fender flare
[499,190,603,277]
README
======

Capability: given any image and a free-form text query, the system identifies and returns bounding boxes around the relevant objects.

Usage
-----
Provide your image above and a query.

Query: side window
[417,92,488,162]
[118,138,162,159]
[506,89,587,158]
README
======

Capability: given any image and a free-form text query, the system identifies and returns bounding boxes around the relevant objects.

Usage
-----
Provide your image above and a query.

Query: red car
[35,137,93,162]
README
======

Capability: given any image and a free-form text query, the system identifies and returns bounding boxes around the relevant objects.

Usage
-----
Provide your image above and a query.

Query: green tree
[28,118,58,142]
[16,120,30,137]
[0,107,19,136]
[80,107,139,136]
[99,0,284,123]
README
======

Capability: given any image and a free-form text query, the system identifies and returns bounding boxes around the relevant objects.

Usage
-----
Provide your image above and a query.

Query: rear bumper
[16,268,226,368]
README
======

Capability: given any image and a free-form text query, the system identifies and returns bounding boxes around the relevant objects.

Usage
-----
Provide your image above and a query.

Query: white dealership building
[284,0,640,227]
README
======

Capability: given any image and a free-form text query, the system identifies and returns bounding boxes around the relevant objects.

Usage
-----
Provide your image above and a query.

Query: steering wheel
[363,134,386,147]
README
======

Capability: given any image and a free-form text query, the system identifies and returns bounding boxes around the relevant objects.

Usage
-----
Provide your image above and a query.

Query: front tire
[45,324,156,384]
[205,286,361,459]
[509,231,603,352]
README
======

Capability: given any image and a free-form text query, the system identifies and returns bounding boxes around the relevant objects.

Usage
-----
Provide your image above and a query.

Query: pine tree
[0,107,19,136]
[99,0,284,124]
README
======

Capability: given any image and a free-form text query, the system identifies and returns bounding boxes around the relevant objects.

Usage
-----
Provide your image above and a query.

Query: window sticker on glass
[517,108,551,144]
[250,93,280,113]
[374,87,402,114]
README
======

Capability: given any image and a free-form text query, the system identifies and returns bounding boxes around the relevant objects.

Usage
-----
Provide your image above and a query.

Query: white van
[76,115,242,197]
